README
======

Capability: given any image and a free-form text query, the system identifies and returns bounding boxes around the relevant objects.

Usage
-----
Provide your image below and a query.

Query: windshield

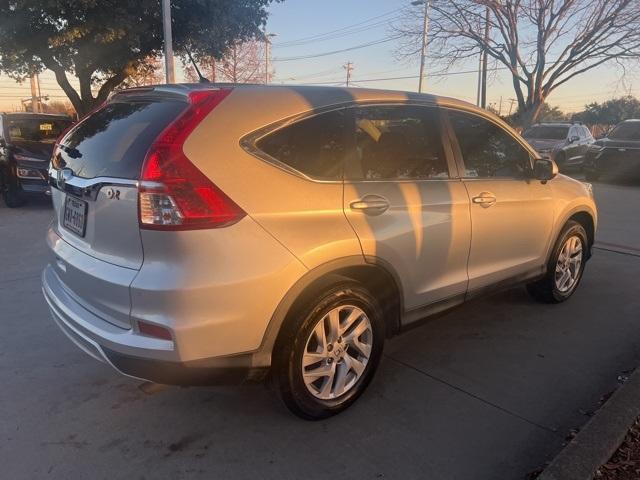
[608,122,640,141]
[6,117,72,144]
[523,126,569,140]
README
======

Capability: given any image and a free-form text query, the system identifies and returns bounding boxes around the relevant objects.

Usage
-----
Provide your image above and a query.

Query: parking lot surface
[1,180,639,480]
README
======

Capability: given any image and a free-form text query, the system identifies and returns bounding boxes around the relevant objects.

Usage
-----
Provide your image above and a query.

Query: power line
[273,9,401,47]
[273,35,402,62]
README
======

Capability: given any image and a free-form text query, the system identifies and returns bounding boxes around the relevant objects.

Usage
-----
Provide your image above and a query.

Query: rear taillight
[139,89,245,230]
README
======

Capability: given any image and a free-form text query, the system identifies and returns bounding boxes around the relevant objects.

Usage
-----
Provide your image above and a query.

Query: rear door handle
[350,195,390,216]
[472,192,497,208]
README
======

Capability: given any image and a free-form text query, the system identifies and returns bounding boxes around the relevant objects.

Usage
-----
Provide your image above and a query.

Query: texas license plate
[63,196,87,237]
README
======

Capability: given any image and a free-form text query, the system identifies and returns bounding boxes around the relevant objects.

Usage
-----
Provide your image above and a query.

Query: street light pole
[412,0,431,93]
[162,0,175,84]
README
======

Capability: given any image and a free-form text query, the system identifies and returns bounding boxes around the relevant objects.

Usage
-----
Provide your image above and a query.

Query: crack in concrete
[384,353,560,435]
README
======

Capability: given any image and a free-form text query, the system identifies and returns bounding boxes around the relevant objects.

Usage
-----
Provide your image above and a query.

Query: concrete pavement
[0,180,639,480]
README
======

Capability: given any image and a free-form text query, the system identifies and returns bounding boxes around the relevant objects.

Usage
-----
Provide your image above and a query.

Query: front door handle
[472,192,497,208]
[350,195,390,216]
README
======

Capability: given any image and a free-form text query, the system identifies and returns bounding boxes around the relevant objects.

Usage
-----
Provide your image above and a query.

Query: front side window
[569,127,580,140]
[256,109,347,180]
[449,110,531,179]
[348,105,448,181]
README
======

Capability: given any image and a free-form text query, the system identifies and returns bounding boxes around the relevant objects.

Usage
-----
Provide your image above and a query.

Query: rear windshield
[608,122,640,141]
[523,126,569,140]
[6,117,72,143]
[54,100,186,179]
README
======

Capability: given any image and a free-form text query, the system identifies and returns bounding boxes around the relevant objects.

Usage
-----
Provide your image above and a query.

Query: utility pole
[508,98,516,116]
[498,95,503,116]
[476,53,482,107]
[264,32,277,84]
[161,0,175,84]
[344,61,354,87]
[480,6,490,109]
[412,0,431,93]
[29,74,38,113]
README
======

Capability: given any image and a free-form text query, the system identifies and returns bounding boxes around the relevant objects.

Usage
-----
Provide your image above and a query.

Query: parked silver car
[523,122,595,171]
[42,84,597,419]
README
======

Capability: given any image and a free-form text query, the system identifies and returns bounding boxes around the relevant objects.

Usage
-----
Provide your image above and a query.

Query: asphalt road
[1,178,639,480]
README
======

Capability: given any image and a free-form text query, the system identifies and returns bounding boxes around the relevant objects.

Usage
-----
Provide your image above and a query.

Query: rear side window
[256,109,347,180]
[349,105,448,181]
[54,100,186,179]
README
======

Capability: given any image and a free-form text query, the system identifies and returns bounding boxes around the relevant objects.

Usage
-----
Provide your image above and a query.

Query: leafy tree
[395,0,640,127]
[572,96,640,126]
[0,1,278,115]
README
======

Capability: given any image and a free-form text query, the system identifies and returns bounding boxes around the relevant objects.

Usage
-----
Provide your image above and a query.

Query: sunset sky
[0,0,637,113]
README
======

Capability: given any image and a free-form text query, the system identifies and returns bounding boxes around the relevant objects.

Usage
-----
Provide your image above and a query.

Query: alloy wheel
[555,235,583,293]
[301,305,373,400]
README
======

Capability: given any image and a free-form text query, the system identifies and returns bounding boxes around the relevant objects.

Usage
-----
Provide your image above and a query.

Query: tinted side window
[577,127,586,139]
[256,109,346,180]
[449,111,531,178]
[348,105,448,181]
[569,127,579,140]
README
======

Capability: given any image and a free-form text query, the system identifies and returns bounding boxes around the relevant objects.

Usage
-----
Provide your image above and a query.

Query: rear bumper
[42,265,266,385]
[102,348,267,385]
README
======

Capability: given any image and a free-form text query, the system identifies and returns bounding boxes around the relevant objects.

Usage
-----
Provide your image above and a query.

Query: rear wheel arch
[259,257,403,367]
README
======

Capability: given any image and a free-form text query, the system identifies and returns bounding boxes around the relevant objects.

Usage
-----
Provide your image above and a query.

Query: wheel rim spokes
[302,305,373,400]
[554,235,583,293]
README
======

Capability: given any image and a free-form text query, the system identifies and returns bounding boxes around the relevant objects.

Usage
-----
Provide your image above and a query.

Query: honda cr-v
[43,85,597,419]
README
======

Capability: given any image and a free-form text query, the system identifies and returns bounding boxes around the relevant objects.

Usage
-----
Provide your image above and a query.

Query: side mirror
[533,158,558,183]
[569,135,580,143]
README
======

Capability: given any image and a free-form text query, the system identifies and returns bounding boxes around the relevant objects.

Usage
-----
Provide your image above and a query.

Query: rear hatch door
[49,94,188,328]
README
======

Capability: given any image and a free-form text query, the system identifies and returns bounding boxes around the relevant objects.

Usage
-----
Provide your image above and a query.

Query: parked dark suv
[0,112,73,207]
[584,119,640,181]
[523,122,594,171]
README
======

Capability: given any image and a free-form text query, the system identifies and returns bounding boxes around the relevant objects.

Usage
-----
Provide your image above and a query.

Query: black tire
[272,281,385,420]
[3,181,25,208]
[527,220,588,303]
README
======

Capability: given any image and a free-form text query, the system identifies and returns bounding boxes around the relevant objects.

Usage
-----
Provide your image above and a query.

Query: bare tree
[186,40,266,83]
[394,0,640,126]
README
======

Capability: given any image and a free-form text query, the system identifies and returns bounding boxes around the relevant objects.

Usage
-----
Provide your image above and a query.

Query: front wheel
[272,282,385,420]
[527,220,588,303]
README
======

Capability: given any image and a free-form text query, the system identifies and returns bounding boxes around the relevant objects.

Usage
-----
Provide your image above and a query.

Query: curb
[538,367,640,480]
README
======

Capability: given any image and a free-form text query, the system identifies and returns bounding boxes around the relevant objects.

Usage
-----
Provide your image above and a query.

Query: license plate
[63,196,88,237]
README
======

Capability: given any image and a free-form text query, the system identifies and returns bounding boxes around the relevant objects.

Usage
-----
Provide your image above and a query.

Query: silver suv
[42,85,597,419]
